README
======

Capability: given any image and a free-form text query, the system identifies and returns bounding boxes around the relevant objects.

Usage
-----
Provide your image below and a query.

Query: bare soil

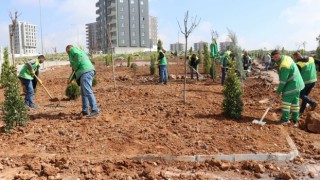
[0,59,319,179]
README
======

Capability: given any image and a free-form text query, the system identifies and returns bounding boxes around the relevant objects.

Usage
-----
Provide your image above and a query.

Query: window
[120,15,124,19]
[141,32,145,36]
[141,24,144,28]
[132,7,135,12]
[132,31,136,36]
[121,31,124,36]
[130,0,134,4]
[121,39,125,44]
[121,23,125,27]
[141,1,144,5]
[132,39,136,44]
[132,23,135,28]
[132,16,135,20]
[120,7,124,11]
[119,0,123,3]
[142,40,145,45]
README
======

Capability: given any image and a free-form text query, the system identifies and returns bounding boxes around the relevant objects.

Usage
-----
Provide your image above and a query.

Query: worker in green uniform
[220,50,231,85]
[271,50,305,125]
[293,51,318,114]
[19,55,45,109]
[241,51,252,71]
[66,45,99,117]
[158,49,168,85]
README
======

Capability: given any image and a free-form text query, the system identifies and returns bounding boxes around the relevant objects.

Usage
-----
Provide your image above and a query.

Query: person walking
[271,50,304,125]
[66,45,99,117]
[293,51,318,114]
[18,55,45,109]
[158,48,168,85]
[263,53,271,71]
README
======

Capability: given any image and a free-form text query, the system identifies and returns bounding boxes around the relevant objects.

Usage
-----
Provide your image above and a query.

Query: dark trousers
[221,67,228,85]
[300,82,316,113]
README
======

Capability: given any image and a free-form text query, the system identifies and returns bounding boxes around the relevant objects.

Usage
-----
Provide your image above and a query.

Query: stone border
[131,134,298,162]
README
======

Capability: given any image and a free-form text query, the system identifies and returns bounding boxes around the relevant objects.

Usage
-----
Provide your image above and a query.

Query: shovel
[252,98,276,125]
[34,74,59,102]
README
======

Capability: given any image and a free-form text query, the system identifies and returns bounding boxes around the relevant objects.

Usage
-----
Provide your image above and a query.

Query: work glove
[30,70,35,75]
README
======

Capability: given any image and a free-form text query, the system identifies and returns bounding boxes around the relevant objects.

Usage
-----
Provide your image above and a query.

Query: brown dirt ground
[0,59,319,179]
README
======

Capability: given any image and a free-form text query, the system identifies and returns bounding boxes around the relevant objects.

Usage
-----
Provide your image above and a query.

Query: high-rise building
[96,0,150,54]
[194,41,208,52]
[9,21,37,55]
[149,16,157,50]
[170,42,184,52]
[219,41,232,52]
[86,22,100,52]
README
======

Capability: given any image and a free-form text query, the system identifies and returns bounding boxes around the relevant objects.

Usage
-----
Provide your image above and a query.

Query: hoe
[34,74,59,102]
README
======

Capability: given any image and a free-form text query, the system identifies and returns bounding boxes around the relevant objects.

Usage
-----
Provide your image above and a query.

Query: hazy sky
[0,0,319,53]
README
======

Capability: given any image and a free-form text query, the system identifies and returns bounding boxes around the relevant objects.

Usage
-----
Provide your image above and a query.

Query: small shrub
[150,54,156,75]
[316,46,320,59]
[1,47,10,88]
[65,82,81,100]
[3,66,29,132]
[210,59,217,80]
[127,54,132,67]
[105,54,112,66]
[92,78,98,87]
[222,58,243,120]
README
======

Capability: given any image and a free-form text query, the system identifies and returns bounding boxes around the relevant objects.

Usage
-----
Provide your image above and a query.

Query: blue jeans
[221,67,228,85]
[265,63,270,71]
[80,71,99,113]
[159,65,168,84]
[190,66,199,80]
[20,78,35,108]
[300,82,316,113]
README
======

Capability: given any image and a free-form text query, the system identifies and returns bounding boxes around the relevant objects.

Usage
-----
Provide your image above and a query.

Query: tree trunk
[184,36,187,103]
[10,34,15,65]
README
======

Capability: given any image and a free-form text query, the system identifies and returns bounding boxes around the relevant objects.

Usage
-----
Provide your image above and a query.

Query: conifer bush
[92,78,98,87]
[150,54,156,75]
[1,47,10,88]
[65,82,81,100]
[2,66,29,132]
[316,46,320,59]
[203,44,211,74]
[105,54,112,66]
[210,59,217,80]
[127,54,132,67]
[222,57,243,120]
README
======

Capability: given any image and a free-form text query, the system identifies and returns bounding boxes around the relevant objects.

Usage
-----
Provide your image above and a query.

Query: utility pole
[39,0,44,55]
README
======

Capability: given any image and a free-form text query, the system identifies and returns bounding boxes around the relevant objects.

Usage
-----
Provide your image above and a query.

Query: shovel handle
[34,75,54,99]
[260,107,271,121]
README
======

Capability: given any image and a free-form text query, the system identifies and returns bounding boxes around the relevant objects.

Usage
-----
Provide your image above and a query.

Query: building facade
[194,41,208,52]
[96,0,150,54]
[86,22,99,52]
[9,21,37,55]
[149,16,157,50]
[170,42,184,52]
[219,41,232,52]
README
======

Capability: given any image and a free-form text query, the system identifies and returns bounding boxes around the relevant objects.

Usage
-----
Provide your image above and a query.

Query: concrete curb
[131,134,299,162]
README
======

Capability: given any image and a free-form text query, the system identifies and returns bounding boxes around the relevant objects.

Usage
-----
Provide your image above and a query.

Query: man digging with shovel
[66,45,99,118]
[271,50,305,126]
[19,55,45,109]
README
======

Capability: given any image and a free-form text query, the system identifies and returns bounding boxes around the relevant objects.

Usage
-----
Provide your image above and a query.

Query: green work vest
[296,57,317,84]
[68,47,95,80]
[220,51,230,68]
[276,55,305,95]
[18,58,40,80]
[158,50,167,65]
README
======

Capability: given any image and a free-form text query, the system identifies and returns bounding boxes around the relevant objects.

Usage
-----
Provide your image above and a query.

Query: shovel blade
[252,119,266,125]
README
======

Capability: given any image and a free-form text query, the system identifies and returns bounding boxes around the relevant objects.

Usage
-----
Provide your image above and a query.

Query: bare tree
[211,29,219,40]
[107,23,116,89]
[177,11,200,103]
[9,11,20,65]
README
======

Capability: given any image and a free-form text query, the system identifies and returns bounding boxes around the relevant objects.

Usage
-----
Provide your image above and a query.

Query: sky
[0,0,320,53]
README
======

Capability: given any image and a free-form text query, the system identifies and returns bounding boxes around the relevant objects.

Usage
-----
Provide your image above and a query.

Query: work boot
[80,111,89,116]
[311,102,318,111]
[277,119,290,125]
[86,111,99,118]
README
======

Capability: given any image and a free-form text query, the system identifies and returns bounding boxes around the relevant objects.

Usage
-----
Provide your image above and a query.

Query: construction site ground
[0,58,320,179]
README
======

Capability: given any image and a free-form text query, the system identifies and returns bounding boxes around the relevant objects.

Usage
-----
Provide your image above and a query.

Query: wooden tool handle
[34,75,54,99]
